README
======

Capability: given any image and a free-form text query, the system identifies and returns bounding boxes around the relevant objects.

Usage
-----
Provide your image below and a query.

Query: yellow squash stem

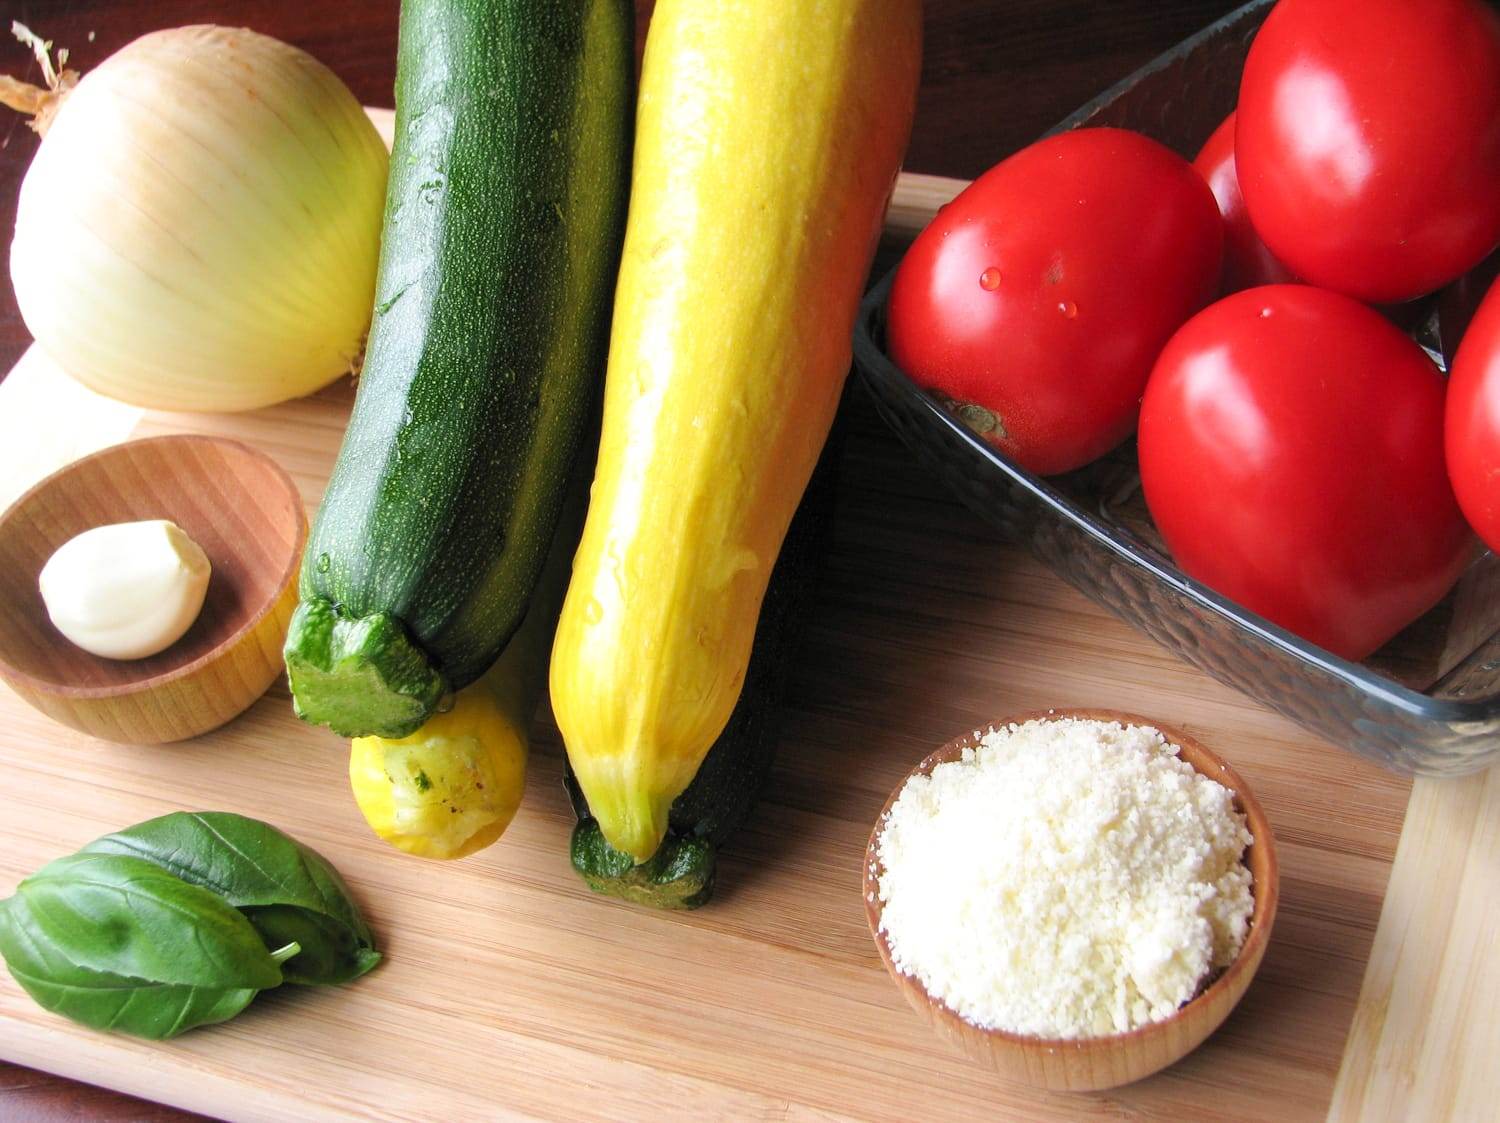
[348,667,529,861]
[550,0,922,862]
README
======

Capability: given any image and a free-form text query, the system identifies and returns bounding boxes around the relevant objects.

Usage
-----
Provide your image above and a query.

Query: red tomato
[1237,0,1500,304]
[887,127,1222,476]
[1139,286,1472,661]
[1447,277,1500,552]
[1193,111,1296,293]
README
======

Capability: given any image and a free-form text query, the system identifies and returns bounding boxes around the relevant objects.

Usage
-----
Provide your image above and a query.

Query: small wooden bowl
[864,708,1279,1093]
[0,435,305,744]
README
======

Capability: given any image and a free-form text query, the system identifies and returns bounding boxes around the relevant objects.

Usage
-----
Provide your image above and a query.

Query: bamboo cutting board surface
[0,112,1490,1123]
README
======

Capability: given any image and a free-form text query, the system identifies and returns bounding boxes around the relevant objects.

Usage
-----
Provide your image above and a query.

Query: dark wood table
[0,1,1240,1118]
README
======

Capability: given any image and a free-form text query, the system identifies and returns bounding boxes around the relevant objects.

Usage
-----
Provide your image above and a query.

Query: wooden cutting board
[0,111,1494,1123]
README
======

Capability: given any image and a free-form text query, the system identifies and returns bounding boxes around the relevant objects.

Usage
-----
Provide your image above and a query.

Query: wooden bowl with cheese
[862,708,1278,1093]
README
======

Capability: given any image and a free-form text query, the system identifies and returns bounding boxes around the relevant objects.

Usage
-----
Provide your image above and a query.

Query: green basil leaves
[0,813,379,1039]
[79,811,380,985]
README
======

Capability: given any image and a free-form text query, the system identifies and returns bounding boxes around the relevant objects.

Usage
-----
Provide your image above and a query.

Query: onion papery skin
[10,25,388,412]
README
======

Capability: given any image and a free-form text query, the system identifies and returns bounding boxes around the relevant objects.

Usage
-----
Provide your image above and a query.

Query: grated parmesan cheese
[874,717,1253,1039]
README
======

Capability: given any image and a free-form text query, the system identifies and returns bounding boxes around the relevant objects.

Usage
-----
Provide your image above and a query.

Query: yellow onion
[1,24,387,411]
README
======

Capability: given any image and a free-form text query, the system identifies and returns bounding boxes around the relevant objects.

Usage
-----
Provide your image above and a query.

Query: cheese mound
[874,717,1253,1039]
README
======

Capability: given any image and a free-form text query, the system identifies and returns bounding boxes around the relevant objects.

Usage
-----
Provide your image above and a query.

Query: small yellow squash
[349,667,529,861]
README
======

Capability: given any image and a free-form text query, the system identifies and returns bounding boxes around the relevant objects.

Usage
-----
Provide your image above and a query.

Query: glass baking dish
[852,0,1500,777]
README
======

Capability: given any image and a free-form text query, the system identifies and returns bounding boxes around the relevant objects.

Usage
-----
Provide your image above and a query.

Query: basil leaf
[0,932,258,1040]
[79,812,379,985]
[0,855,281,1039]
[13,854,284,989]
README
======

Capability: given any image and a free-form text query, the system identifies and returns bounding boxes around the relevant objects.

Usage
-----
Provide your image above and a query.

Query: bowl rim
[852,267,1500,729]
[0,433,306,701]
[862,707,1280,1055]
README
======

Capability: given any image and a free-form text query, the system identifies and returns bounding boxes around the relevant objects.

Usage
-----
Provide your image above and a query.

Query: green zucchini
[564,433,839,909]
[284,0,633,738]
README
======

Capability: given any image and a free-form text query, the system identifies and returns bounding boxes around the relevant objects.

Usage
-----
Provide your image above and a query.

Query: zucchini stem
[283,596,448,739]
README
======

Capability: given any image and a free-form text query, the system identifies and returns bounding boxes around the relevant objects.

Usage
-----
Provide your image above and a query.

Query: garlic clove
[38,519,211,660]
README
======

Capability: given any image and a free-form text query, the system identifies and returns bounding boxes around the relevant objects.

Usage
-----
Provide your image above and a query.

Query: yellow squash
[550,0,922,861]
[349,656,530,860]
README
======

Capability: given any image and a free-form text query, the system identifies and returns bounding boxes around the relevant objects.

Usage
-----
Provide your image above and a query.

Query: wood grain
[0,434,305,743]
[864,710,1279,1092]
[1329,767,1500,1122]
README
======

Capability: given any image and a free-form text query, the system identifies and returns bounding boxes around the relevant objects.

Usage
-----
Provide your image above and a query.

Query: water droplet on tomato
[979,267,1002,291]
[315,552,331,574]
[1260,307,1274,319]
[1058,300,1078,319]
[582,597,604,625]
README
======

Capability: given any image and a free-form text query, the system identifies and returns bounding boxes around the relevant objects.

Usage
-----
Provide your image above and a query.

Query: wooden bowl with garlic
[0,435,305,743]
[863,708,1279,1093]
